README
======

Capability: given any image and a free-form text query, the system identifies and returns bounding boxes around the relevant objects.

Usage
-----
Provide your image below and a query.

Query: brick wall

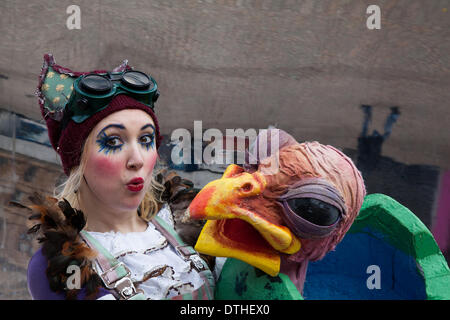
[0,148,63,299]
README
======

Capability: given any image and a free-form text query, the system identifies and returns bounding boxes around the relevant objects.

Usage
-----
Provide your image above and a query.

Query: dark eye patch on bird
[286,198,340,226]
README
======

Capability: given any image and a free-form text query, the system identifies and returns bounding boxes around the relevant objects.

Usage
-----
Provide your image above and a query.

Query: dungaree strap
[151,216,215,300]
[79,230,146,300]
[152,216,208,272]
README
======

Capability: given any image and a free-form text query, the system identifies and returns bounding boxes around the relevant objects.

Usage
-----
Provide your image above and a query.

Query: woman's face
[82,109,158,212]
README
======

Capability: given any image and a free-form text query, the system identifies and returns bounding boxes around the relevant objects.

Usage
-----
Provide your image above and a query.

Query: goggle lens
[80,74,112,94]
[121,71,153,90]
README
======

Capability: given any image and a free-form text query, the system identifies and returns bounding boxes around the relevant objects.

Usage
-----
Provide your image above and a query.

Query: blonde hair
[54,130,165,222]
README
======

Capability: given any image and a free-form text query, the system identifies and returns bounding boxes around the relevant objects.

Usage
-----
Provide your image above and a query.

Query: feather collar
[12,193,102,299]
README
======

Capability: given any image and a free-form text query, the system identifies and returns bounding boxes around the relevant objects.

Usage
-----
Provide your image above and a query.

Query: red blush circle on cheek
[147,153,158,172]
[90,155,122,175]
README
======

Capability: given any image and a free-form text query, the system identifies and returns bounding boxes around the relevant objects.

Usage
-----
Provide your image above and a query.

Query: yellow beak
[188,164,301,276]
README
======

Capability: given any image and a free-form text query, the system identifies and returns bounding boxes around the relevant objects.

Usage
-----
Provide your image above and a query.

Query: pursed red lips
[126,177,144,192]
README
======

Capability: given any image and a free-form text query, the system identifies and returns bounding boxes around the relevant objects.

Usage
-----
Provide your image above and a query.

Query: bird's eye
[286,198,341,226]
[241,183,253,192]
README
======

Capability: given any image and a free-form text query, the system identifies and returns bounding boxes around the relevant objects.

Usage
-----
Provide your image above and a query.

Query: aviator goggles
[277,178,347,239]
[66,70,159,123]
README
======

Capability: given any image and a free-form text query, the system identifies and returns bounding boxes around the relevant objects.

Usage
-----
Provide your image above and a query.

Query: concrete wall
[0,0,449,168]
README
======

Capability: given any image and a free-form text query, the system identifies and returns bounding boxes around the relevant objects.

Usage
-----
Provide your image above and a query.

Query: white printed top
[87,205,204,300]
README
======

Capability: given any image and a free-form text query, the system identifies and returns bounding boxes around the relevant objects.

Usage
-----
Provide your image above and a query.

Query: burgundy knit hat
[37,54,162,176]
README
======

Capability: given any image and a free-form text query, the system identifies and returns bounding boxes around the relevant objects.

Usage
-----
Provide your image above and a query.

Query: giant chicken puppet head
[188,129,366,292]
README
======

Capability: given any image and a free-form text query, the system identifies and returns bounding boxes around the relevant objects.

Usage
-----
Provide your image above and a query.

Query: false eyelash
[139,133,155,151]
[96,132,123,155]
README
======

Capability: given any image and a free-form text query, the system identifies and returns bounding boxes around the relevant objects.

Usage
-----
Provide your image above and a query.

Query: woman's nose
[126,143,144,170]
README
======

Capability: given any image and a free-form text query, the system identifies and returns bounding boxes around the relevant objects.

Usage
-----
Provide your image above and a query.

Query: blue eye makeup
[139,124,156,151]
[139,133,155,151]
[96,132,124,155]
[95,125,155,155]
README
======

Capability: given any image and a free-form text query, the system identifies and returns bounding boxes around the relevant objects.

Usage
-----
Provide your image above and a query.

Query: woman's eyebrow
[97,123,154,137]
[141,124,155,132]
[97,124,125,137]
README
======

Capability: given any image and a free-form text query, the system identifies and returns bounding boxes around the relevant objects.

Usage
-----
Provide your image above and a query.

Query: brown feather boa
[12,193,102,300]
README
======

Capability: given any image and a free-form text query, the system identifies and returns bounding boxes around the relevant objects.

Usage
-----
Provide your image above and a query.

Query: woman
[24,54,214,300]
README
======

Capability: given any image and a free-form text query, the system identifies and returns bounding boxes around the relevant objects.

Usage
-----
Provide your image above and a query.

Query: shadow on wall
[343,105,448,265]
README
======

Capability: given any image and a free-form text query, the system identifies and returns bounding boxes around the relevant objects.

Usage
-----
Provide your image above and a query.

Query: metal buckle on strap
[100,262,131,289]
[190,254,207,272]
[99,263,144,300]
[114,277,141,300]
[175,245,207,272]
[175,245,194,258]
